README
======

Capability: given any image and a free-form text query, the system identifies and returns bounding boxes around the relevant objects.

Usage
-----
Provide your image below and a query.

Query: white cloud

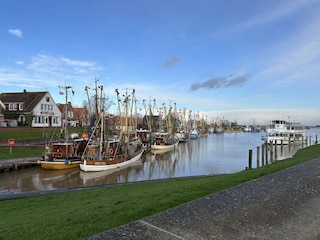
[0,54,102,91]
[236,0,320,31]
[8,29,23,38]
[257,14,320,86]
[205,108,320,126]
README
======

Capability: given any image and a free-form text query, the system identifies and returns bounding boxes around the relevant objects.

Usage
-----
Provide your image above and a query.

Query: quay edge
[0,157,39,172]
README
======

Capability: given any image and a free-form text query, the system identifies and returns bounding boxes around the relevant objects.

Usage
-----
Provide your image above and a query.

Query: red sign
[8,138,15,147]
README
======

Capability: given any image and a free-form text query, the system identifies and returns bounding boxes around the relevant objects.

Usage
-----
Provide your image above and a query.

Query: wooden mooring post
[256,146,260,168]
[261,144,265,166]
[248,149,252,169]
[265,142,268,165]
[270,141,273,163]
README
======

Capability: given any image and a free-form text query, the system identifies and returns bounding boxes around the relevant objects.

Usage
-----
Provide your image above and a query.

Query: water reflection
[1,129,319,195]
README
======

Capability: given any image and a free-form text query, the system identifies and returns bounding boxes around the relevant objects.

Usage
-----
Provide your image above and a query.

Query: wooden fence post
[256,146,260,168]
[248,149,252,169]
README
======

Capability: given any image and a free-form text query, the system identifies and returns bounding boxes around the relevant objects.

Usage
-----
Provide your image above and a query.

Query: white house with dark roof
[0,99,5,125]
[0,90,61,127]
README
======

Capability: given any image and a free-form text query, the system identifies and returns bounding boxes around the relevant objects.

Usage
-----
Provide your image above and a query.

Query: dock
[0,157,39,172]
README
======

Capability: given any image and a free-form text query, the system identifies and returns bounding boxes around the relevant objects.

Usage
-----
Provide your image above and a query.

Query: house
[0,100,5,126]
[0,90,61,127]
[58,102,75,127]
[57,103,90,127]
[73,106,90,127]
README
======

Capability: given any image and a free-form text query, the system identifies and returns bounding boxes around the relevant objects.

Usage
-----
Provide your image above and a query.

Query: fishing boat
[39,86,88,170]
[175,130,190,142]
[40,137,88,170]
[243,125,252,132]
[190,128,199,139]
[80,88,144,172]
[214,127,224,134]
[261,119,306,145]
[150,132,179,150]
[151,103,179,150]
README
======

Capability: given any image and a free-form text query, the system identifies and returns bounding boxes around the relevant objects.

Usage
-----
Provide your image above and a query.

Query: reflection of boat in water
[39,168,79,181]
[151,148,175,155]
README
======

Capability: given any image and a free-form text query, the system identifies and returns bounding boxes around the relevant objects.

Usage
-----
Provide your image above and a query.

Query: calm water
[1,128,319,196]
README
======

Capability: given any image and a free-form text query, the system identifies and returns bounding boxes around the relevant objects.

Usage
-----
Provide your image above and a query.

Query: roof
[73,107,87,119]
[0,91,48,112]
[58,103,73,114]
[0,100,5,109]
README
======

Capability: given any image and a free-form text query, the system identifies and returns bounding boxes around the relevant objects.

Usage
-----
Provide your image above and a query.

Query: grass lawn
[0,147,44,160]
[0,127,85,140]
[0,144,319,240]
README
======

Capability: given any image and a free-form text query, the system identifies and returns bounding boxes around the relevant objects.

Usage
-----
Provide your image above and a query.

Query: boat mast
[99,85,104,158]
[130,89,137,139]
[58,85,72,159]
[59,85,72,142]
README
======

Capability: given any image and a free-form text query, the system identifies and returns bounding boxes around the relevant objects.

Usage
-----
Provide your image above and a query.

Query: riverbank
[88,156,320,240]
[0,156,39,172]
[0,144,319,239]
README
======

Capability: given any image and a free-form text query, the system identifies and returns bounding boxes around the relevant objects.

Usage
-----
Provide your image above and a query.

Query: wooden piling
[248,149,252,169]
[261,144,265,166]
[256,146,260,168]
[265,142,268,165]
[270,141,273,162]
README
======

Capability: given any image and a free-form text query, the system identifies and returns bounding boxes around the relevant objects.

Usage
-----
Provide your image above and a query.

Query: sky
[1,0,320,126]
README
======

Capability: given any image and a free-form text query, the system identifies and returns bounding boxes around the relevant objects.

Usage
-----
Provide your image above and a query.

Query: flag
[60,91,64,95]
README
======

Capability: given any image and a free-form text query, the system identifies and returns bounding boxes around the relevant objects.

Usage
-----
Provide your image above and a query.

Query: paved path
[86,158,320,240]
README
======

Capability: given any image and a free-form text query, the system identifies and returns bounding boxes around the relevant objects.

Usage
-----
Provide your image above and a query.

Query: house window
[19,103,23,111]
[9,103,17,111]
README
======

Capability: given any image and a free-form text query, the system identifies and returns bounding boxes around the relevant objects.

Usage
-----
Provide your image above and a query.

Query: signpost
[8,138,15,154]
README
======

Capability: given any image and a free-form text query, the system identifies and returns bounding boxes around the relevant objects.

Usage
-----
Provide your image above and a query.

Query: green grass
[0,147,44,160]
[0,127,85,140]
[0,144,319,240]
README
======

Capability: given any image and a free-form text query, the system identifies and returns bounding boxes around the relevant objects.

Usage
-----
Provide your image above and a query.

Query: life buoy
[109,148,114,155]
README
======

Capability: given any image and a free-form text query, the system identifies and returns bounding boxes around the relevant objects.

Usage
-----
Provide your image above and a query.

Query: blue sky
[1,0,320,125]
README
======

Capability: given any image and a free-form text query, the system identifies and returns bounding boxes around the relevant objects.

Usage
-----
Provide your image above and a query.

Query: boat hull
[79,148,144,172]
[39,160,81,170]
[150,140,179,150]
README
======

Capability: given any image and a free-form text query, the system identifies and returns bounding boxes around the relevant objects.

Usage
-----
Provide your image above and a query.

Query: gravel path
[87,158,320,240]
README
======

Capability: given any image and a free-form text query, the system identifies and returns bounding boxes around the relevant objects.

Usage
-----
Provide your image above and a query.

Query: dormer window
[9,103,17,111]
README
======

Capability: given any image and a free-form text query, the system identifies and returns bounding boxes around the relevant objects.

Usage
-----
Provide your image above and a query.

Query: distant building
[0,90,61,127]
[0,100,5,126]
[58,103,90,127]
[73,106,90,127]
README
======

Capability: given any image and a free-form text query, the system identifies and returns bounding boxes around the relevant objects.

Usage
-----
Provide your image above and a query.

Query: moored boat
[261,119,306,145]
[151,132,179,150]
[80,88,144,172]
[39,85,88,170]
[40,138,88,170]
[190,128,199,139]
